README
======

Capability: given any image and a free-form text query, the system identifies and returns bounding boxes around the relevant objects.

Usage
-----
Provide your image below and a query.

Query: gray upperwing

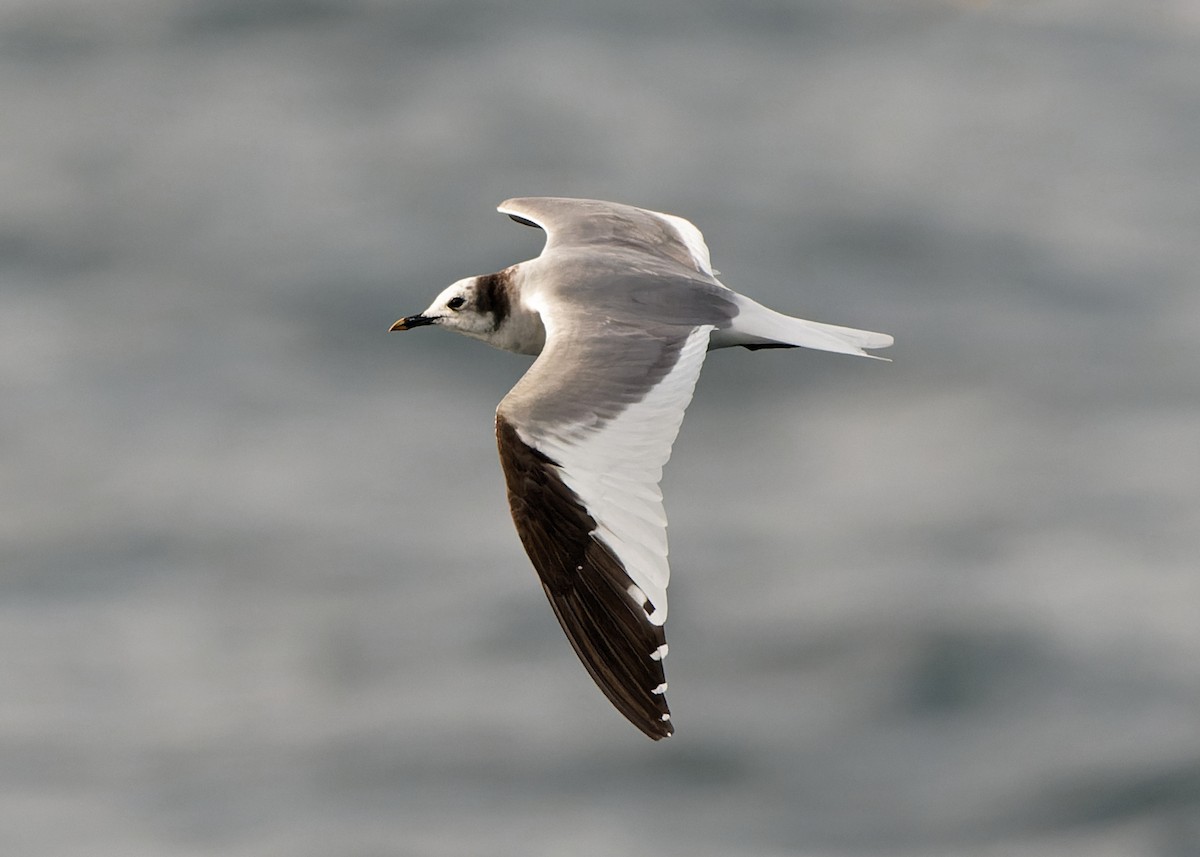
[493,320,715,740]
[499,197,719,279]
[498,313,702,431]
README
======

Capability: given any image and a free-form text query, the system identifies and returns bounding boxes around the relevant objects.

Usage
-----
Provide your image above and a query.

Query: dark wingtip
[647,714,674,740]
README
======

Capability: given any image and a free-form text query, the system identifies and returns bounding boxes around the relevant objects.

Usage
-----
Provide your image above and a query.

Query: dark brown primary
[495,414,673,739]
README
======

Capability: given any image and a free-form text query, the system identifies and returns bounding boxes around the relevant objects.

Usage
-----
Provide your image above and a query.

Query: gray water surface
[4,1,1200,854]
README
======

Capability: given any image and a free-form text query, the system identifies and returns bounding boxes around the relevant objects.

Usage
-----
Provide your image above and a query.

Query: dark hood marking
[474,270,512,331]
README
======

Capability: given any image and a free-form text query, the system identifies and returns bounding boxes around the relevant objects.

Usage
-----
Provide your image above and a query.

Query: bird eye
[447,296,466,310]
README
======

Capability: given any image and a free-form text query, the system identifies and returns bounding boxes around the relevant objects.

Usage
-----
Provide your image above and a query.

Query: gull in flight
[391,197,892,739]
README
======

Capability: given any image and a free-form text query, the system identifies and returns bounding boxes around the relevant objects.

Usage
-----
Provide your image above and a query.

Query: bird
[391,197,892,739]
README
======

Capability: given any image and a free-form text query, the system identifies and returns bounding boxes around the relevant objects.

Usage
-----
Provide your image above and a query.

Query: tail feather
[711,295,893,360]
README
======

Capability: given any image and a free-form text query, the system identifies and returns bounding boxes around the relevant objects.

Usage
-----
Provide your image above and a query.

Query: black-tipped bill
[390,314,436,332]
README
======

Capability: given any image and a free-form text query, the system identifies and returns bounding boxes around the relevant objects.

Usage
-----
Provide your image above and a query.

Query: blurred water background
[4,1,1200,854]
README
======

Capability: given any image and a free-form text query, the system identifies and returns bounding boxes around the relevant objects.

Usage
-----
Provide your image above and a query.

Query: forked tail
[709,295,894,359]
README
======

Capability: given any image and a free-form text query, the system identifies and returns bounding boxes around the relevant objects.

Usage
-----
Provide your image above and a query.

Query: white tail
[709,295,894,359]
